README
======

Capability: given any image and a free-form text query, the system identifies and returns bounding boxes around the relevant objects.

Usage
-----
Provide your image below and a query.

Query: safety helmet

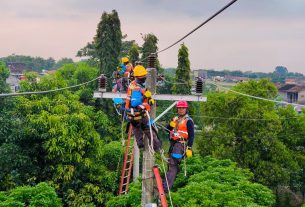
[176,100,188,108]
[133,65,147,77]
[121,57,129,63]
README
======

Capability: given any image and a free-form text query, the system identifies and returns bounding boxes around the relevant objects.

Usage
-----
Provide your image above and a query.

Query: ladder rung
[122,183,128,186]
[124,175,129,178]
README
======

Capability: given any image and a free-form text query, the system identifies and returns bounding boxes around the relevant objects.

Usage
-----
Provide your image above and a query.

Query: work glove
[169,120,176,128]
[169,117,178,128]
[148,98,155,105]
[144,90,152,98]
[186,147,193,158]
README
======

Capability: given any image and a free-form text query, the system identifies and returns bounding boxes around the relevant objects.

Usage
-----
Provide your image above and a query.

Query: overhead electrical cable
[210,81,305,107]
[0,77,99,97]
[140,0,238,62]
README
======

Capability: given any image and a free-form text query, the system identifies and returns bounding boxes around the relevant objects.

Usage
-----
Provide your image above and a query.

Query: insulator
[98,74,107,92]
[195,77,203,94]
[147,54,156,68]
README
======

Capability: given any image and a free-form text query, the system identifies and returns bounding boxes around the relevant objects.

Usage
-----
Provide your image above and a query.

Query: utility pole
[93,59,206,205]
[142,54,157,206]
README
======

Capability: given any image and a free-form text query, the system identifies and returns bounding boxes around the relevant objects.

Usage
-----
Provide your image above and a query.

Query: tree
[95,10,122,85]
[197,79,305,206]
[275,66,288,76]
[120,39,135,58]
[0,62,10,94]
[172,43,191,95]
[0,55,56,71]
[141,33,160,71]
[54,58,74,69]
[272,66,288,83]
[0,182,62,207]
[107,157,275,207]
[128,43,140,66]
[0,63,122,206]
[172,157,275,207]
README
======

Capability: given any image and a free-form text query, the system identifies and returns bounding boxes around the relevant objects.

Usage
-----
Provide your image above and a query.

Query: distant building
[6,62,28,75]
[192,69,208,80]
[5,62,31,92]
[285,79,297,84]
[212,76,224,82]
[278,84,305,104]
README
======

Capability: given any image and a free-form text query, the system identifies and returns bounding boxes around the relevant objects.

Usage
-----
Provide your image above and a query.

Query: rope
[145,111,156,157]
[160,156,174,207]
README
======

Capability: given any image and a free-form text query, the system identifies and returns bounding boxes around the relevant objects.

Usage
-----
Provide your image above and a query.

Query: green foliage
[172,43,191,95]
[0,63,122,206]
[0,182,62,207]
[141,33,162,72]
[106,180,141,207]
[198,79,305,205]
[128,43,140,65]
[0,61,10,93]
[274,66,288,76]
[54,58,74,69]
[107,157,275,207]
[171,156,275,207]
[0,55,56,71]
[95,10,122,84]
[120,40,136,58]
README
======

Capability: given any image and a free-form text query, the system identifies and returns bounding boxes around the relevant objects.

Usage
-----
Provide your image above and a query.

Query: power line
[157,0,238,54]
[141,0,238,62]
[0,76,99,97]
[210,81,305,107]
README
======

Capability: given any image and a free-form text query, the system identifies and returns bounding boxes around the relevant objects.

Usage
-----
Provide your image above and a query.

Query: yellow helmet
[133,65,147,77]
[121,57,129,63]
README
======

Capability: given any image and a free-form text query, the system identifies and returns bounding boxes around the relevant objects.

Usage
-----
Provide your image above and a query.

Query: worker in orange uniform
[121,57,134,81]
[125,65,161,150]
[112,57,134,92]
[162,100,194,192]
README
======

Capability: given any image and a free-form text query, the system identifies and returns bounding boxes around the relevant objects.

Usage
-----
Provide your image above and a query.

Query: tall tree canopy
[128,43,140,66]
[141,33,160,70]
[95,10,122,83]
[198,79,305,206]
[107,157,275,207]
[0,62,10,94]
[172,43,191,95]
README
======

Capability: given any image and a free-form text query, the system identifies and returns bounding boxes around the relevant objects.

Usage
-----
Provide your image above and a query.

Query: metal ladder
[119,124,134,195]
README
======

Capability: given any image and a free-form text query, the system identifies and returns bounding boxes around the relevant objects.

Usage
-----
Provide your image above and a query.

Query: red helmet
[176,100,188,108]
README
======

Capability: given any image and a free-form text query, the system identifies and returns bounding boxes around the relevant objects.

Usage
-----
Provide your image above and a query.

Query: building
[5,62,30,92]
[278,84,305,104]
[192,69,208,80]
[224,75,249,83]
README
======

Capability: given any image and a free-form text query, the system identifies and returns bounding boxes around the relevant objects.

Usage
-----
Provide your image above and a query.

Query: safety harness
[126,81,150,121]
[170,115,192,143]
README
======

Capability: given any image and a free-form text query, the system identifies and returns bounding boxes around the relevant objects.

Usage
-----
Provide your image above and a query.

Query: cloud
[1,0,305,73]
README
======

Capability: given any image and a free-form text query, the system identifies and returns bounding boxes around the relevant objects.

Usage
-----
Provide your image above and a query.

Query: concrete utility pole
[141,54,157,206]
[93,56,207,205]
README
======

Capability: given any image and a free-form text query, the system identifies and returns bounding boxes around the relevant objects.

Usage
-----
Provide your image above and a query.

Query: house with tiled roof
[278,84,305,104]
[5,62,31,92]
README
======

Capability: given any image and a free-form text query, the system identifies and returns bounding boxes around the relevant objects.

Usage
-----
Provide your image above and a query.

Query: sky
[1,0,305,74]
